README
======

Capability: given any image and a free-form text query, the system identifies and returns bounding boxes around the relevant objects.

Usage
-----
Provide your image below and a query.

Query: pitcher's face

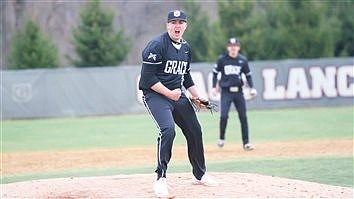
[167,19,187,42]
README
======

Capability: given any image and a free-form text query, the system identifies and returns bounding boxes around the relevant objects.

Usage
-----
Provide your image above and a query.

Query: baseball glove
[189,97,218,114]
[244,88,258,101]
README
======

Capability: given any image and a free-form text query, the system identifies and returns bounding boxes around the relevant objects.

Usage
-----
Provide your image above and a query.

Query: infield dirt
[2,139,353,198]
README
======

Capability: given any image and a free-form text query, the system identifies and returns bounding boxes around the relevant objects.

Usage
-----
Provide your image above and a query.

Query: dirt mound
[2,172,353,198]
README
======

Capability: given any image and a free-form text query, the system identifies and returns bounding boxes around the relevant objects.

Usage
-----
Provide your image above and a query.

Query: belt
[229,86,240,92]
[222,86,242,93]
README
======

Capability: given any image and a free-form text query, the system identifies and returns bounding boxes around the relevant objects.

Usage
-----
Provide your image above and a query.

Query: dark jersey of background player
[212,37,256,151]
[213,53,253,89]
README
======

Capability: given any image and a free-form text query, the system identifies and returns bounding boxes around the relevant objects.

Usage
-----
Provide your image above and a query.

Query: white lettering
[262,65,354,100]
[262,69,286,100]
[172,60,178,73]
[138,63,353,105]
[224,65,241,75]
[337,65,354,97]
[286,68,311,99]
[164,60,172,73]
[164,60,188,75]
[175,61,181,74]
[310,66,337,98]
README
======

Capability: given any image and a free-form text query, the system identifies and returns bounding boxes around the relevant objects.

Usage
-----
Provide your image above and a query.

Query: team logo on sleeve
[148,53,157,61]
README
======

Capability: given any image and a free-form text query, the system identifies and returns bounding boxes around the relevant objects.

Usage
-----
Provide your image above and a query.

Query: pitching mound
[2,172,353,198]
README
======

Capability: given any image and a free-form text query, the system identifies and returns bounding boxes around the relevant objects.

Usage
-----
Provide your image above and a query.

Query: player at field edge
[212,37,257,151]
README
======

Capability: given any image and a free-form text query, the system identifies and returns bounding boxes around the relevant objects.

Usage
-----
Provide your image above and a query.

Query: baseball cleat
[192,174,219,187]
[243,143,254,151]
[217,139,225,148]
[153,177,169,197]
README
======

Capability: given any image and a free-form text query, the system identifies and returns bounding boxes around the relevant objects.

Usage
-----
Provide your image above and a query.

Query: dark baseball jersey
[139,32,194,91]
[212,53,254,89]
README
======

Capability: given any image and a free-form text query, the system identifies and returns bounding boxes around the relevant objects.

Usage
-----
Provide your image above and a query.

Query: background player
[139,10,217,197]
[211,38,257,151]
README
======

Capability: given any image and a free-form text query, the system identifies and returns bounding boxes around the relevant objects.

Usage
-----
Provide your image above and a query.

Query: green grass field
[2,106,353,187]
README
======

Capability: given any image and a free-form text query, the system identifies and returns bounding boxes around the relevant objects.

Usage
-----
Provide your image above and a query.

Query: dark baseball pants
[143,91,206,180]
[219,88,249,145]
